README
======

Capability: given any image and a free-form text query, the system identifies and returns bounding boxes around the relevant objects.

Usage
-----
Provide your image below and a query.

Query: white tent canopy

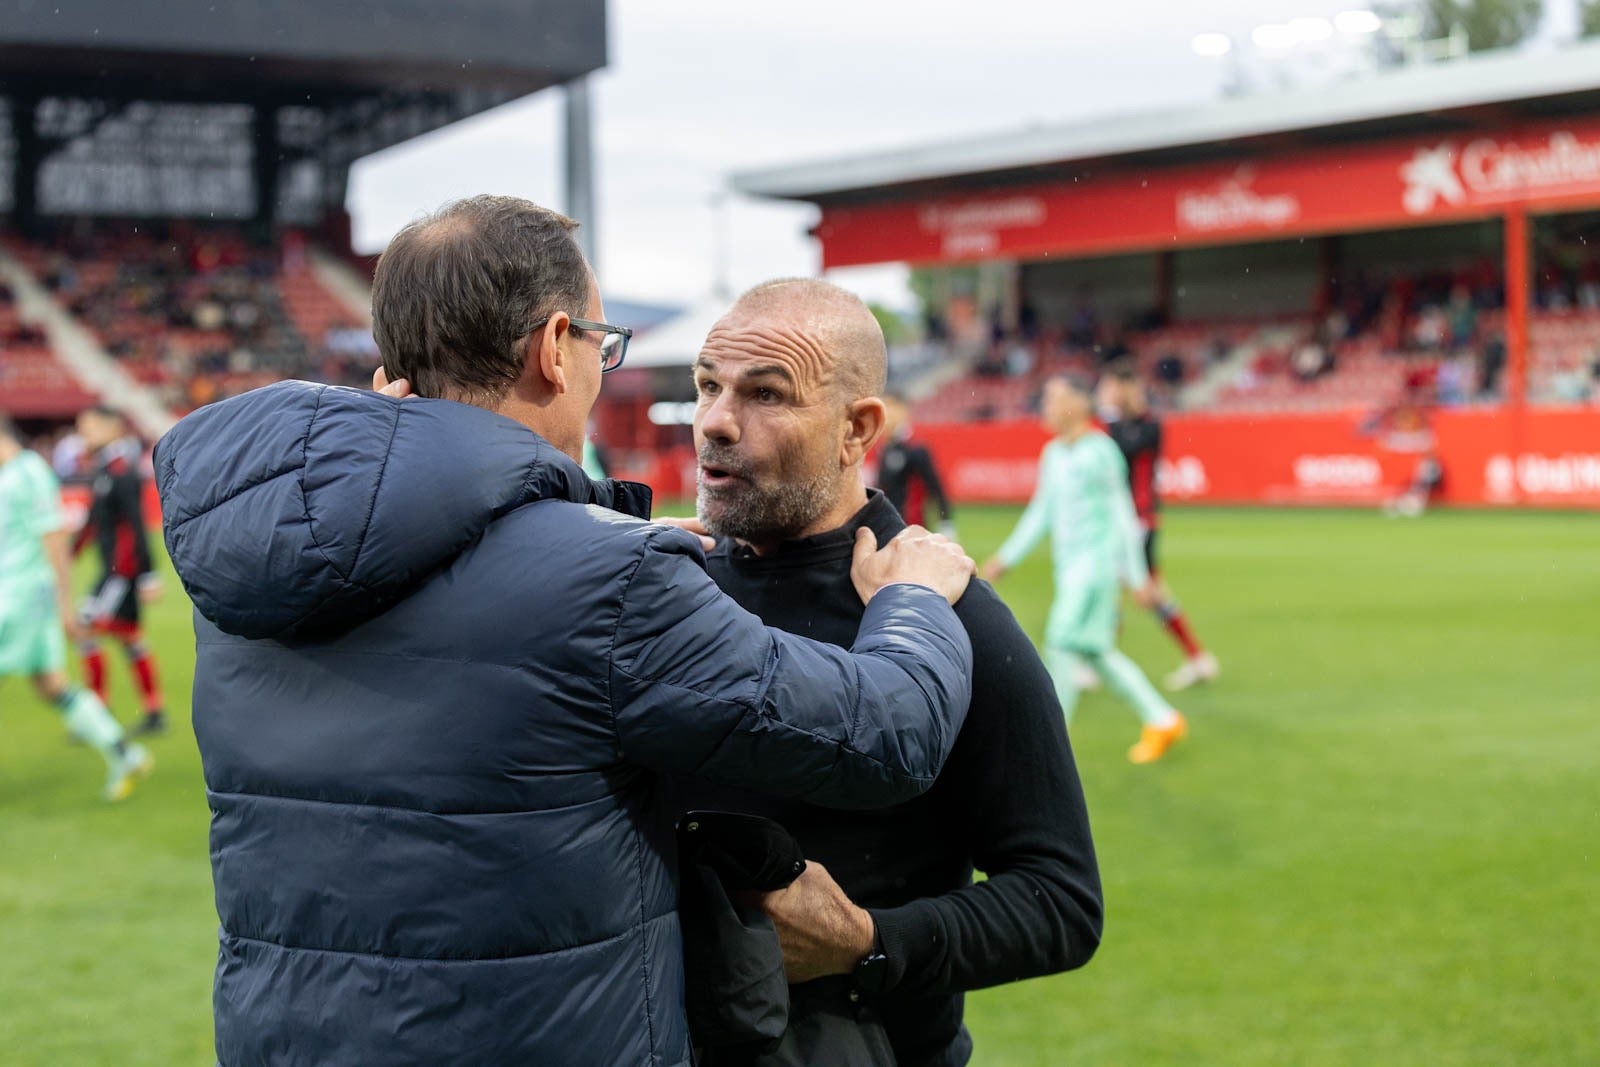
[623,297,729,370]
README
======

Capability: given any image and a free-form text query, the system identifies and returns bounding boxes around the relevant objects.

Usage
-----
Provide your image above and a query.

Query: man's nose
[699,393,740,445]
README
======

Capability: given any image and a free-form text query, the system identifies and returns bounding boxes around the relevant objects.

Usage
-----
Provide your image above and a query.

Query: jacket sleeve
[868,589,1103,998]
[608,527,973,810]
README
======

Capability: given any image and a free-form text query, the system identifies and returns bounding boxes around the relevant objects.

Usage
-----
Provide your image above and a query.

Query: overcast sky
[347,0,1579,312]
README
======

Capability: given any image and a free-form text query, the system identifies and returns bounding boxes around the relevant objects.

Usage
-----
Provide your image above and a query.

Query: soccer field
[1,507,1595,1066]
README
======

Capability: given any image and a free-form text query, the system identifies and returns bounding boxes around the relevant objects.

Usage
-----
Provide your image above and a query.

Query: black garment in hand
[680,491,1102,1067]
[679,812,806,1058]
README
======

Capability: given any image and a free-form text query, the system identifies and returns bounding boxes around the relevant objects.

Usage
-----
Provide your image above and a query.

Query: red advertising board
[817,117,1600,268]
[914,408,1600,509]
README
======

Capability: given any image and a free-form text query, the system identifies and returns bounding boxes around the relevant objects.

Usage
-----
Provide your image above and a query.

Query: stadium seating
[6,230,1597,425]
[1,226,371,414]
[0,286,98,417]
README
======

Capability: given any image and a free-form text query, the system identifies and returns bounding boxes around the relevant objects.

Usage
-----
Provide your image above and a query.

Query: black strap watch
[852,944,891,997]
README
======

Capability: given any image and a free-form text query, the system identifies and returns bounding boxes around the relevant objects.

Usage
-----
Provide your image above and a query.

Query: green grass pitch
[1,507,1595,1065]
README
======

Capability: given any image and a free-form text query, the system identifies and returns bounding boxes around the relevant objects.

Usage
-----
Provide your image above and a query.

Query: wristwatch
[852,944,890,997]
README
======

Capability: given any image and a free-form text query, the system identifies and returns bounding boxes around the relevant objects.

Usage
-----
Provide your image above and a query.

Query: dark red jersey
[73,439,153,579]
[1106,413,1161,529]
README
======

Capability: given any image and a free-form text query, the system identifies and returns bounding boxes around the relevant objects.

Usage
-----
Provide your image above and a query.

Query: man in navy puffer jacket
[154,196,975,1066]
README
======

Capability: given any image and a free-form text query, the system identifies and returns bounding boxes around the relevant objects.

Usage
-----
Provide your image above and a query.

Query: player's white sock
[56,687,126,768]
[1092,650,1180,729]
[1044,647,1086,725]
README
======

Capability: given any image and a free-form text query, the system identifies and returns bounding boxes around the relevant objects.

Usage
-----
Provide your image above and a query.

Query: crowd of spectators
[18,224,371,412]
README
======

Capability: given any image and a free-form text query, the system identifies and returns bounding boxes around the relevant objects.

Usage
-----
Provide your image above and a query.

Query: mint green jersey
[0,448,63,597]
[996,430,1148,588]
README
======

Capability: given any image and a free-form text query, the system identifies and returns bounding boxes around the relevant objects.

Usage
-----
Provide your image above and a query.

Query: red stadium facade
[734,47,1600,508]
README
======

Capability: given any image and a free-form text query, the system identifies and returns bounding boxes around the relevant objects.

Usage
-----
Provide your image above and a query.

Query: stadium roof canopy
[733,39,1600,205]
[0,1,605,227]
[0,0,603,102]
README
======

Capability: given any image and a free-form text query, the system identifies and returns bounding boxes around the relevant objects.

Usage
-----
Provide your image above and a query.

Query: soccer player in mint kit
[981,376,1189,764]
[0,412,152,800]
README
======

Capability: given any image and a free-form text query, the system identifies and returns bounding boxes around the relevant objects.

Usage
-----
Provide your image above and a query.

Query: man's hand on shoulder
[755,860,876,985]
[654,515,715,553]
[852,525,974,606]
[372,367,413,398]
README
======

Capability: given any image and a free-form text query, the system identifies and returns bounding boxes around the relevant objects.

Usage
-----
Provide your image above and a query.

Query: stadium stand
[1,225,370,413]
[0,280,97,416]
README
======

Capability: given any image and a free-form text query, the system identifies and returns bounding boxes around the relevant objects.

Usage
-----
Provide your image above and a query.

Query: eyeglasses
[527,315,632,373]
[569,317,632,373]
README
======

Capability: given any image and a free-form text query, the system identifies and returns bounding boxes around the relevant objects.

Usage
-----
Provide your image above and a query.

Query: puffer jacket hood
[155,381,598,639]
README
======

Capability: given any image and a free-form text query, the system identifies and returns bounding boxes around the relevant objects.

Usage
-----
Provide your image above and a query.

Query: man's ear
[843,396,888,466]
[532,313,573,395]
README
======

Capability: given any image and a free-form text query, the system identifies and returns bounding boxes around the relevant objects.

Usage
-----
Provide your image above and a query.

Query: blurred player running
[0,413,152,800]
[981,376,1187,764]
[72,406,166,736]
[878,393,955,535]
[1098,363,1219,691]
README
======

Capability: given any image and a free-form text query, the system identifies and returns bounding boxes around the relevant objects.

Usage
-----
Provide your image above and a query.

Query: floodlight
[1251,23,1299,50]
[1335,9,1383,34]
[1288,17,1334,43]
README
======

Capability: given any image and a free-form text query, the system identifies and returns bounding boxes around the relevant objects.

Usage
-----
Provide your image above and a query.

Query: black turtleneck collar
[711,490,904,572]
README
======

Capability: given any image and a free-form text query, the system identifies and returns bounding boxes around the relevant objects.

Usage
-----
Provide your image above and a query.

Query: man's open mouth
[700,465,744,487]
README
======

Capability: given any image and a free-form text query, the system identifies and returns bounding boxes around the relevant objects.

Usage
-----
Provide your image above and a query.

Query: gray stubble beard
[698,461,847,545]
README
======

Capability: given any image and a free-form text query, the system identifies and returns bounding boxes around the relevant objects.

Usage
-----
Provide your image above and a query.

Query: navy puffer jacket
[155,382,971,1067]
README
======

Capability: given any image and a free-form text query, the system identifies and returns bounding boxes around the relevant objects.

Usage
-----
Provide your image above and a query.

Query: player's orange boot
[1127,712,1187,765]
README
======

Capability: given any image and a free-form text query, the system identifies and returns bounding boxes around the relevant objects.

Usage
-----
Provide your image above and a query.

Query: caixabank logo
[1402,131,1600,215]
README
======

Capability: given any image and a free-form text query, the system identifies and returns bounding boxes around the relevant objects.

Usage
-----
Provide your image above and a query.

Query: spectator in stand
[1156,351,1186,387]
[1005,339,1034,378]
[1579,258,1600,311]
[1479,336,1507,398]
[1447,284,1477,351]
[1469,257,1502,310]
[1292,340,1331,382]
[1410,305,1448,352]
[1537,261,1570,310]
[1067,285,1098,349]
[1435,355,1472,407]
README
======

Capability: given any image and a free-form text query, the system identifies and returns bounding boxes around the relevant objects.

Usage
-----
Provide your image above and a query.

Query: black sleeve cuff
[864,900,942,995]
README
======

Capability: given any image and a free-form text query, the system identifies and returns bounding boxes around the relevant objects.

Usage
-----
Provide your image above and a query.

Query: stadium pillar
[251,104,282,234]
[1316,236,1339,317]
[563,77,597,273]
[1504,205,1529,498]
[10,95,40,234]
[1154,250,1175,323]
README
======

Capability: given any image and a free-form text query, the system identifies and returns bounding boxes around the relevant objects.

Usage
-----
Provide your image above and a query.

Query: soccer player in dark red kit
[72,406,166,735]
[877,393,954,535]
[1098,364,1219,691]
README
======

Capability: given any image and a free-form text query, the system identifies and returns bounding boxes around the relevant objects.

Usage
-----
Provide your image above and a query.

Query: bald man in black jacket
[679,279,1102,1067]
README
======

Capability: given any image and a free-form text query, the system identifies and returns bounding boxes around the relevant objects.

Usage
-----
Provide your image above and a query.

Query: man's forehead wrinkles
[701,322,836,387]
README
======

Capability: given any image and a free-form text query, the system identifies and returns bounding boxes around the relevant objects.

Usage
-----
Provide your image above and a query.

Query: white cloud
[349,0,1376,311]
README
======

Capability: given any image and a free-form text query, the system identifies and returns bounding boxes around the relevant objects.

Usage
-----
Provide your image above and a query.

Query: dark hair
[372,195,590,402]
[1046,372,1093,397]
[1103,357,1139,383]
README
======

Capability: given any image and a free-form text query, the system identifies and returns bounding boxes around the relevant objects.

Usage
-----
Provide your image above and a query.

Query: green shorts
[0,582,67,678]
[1044,561,1121,655]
